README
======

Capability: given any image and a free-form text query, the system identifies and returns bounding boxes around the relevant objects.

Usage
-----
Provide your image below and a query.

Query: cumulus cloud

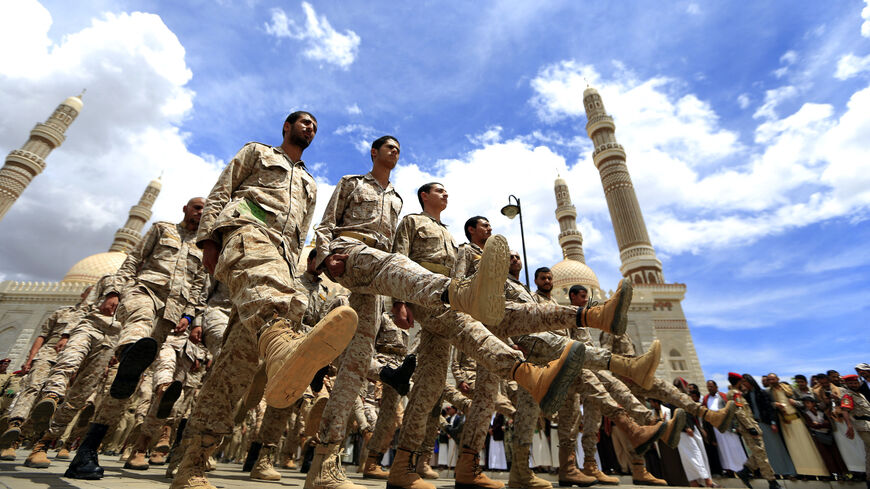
[737,93,751,109]
[334,123,378,153]
[0,0,221,281]
[346,103,362,115]
[686,3,700,15]
[835,52,870,79]
[527,60,870,256]
[863,0,870,37]
[264,3,360,69]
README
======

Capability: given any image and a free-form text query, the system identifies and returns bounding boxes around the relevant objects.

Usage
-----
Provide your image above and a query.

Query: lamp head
[500,204,520,219]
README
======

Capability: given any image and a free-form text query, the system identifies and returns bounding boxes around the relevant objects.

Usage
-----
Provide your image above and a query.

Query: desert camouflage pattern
[727,387,775,480]
[197,277,231,358]
[393,212,458,272]
[451,348,477,389]
[451,242,482,280]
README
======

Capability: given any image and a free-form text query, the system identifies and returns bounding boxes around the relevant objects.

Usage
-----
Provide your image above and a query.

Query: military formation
[1,109,867,489]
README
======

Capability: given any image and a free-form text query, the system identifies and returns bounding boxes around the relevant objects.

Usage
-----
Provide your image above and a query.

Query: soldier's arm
[183,268,208,323]
[197,144,257,247]
[451,245,469,279]
[108,224,161,296]
[392,216,413,258]
[313,177,351,269]
[297,171,317,255]
[451,349,468,385]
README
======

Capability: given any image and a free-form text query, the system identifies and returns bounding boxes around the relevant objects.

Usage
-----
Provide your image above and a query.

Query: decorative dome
[61,252,127,284]
[550,258,601,304]
[63,95,84,112]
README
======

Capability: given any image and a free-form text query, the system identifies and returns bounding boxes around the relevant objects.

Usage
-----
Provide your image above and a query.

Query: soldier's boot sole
[111,338,158,399]
[450,235,509,325]
[157,381,183,419]
[540,342,586,414]
[31,400,57,434]
[713,401,737,434]
[264,306,357,409]
[0,426,21,449]
[661,408,687,448]
[605,277,632,335]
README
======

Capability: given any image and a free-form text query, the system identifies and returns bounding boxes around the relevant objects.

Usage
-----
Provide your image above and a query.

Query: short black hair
[283,111,316,138]
[464,216,488,242]
[826,370,839,377]
[568,285,588,296]
[417,182,443,209]
[371,135,399,161]
[816,373,829,380]
[534,267,551,280]
[707,379,718,387]
[794,374,807,381]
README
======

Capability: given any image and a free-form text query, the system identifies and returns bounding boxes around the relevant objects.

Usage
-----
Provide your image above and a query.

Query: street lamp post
[500,194,530,288]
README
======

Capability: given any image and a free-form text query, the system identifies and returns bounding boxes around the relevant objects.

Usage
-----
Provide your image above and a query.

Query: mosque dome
[550,258,601,303]
[61,252,127,284]
[62,95,84,112]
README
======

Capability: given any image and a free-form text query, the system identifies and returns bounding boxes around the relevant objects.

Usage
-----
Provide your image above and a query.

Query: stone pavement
[0,450,865,489]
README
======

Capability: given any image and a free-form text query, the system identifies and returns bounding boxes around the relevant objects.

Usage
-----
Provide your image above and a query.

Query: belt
[782,412,799,422]
[856,415,870,421]
[339,231,376,247]
[418,261,450,276]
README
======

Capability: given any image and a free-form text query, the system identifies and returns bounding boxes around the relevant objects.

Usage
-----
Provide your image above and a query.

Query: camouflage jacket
[197,142,317,273]
[392,212,457,274]
[452,242,482,279]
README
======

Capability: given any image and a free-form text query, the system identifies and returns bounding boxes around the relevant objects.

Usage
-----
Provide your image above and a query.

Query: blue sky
[1,0,869,385]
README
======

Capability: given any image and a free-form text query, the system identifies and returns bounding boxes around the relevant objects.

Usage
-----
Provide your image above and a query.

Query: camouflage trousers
[318,292,384,443]
[201,304,230,359]
[116,286,175,352]
[513,388,542,452]
[280,400,306,459]
[443,383,471,413]
[624,376,702,418]
[257,404,295,446]
[738,426,775,480]
[93,366,153,429]
[368,384,402,456]
[580,370,652,460]
[215,225,308,336]
[45,329,117,438]
[140,335,193,441]
[6,357,53,420]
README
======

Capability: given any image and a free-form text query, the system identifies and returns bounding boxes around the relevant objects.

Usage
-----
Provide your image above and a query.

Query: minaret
[109,177,162,253]
[583,86,664,284]
[0,93,84,222]
[554,176,586,263]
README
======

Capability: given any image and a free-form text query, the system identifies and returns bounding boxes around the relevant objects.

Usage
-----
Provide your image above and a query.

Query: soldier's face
[422,184,448,211]
[469,219,491,244]
[287,115,317,149]
[372,139,400,169]
[509,253,522,275]
[845,378,860,391]
[570,290,588,307]
[535,272,553,292]
[183,198,205,227]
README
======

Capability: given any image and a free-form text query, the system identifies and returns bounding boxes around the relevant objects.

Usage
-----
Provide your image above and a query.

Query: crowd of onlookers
[432,365,870,486]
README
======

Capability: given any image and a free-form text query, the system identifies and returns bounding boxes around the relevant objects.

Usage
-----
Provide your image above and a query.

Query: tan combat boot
[31,393,60,434]
[125,450,150,470]
[304,443,365,489]
[169,434,219,489]
[611,412,665,456]
[660,408,687,449]
[630,461,666,486]
[262,307,358,409]
[448,234,509,326]
[308,390,330,435]
[577,278,632,335]
[512,341,586,414]
[701,401,736,433]
[416,450,439,479]
[0,418,23,450]
[388,448,436,489]
[509,444,552,489]
[251,444,282,481]
[282,456,297,469]
[0,445,16,461]
[24,437,53,468]
[456,447,504,489]
[362,452,390,479]
[609,339,661,390]
[556,448,596,487]
[582,458,619,485]
[150,425,172,465]
[56,444,71,459]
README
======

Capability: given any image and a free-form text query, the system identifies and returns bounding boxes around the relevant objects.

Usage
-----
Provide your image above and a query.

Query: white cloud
[737,93,751,109]
[863,0,870,37]
[527,60,870,256]
[467,126,503,146]
[334,123,378,153]
[780,50,798,65]
[686,3,700,15]
[264,3,360,69]
[346,103,362,115]
[0,0,221,281]
[835,52,870,79]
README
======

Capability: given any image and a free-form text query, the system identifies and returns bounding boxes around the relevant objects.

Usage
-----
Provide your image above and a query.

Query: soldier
[59,197,207,479]
[840,374,870,489]
[0,293,86,456]
[727,373,781,489]
[18,275,119,469]
[531,267,554,304]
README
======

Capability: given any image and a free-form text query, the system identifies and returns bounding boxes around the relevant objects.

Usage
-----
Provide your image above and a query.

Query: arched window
[669,349,687,372]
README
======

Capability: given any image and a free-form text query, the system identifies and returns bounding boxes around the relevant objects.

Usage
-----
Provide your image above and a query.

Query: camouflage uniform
[0,374,21,418]
[188,142,316,439]
[840,386,870,477]
[6,305,79,421]
[727,386,775,480]
[196,277,231,359]
[366,312,409,456]
[42,276,122,439]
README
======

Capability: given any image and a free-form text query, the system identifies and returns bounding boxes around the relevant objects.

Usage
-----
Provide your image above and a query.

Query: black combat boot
[736,467,753,489]
[768,480,782,489]
[379,354,417,396]
[64,423,109,480]
[242,441,262,472]
[110,338,158,399]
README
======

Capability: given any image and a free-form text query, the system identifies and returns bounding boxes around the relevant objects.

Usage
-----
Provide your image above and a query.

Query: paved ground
[0,450,864,489]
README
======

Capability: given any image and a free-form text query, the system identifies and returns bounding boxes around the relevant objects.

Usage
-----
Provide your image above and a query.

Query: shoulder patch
[841,394,854,410]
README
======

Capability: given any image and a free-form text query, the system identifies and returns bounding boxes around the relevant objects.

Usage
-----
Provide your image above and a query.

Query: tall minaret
[109,177,162,253]
[554,176,586,263]
[583,86,664,284]
[0,93,84,222]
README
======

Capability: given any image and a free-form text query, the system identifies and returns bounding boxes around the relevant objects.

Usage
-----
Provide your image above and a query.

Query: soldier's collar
[273,146,307,168]
[421,211,446,226]
[363,171,394,193]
